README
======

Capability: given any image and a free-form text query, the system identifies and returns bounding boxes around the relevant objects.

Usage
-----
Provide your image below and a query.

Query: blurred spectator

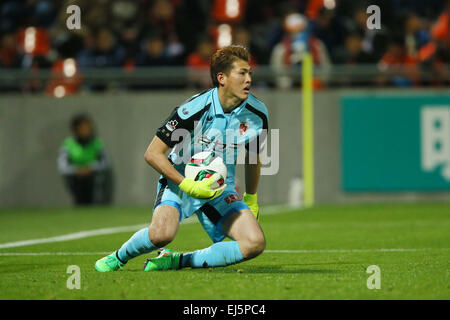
[58,114,113,206]
[147,0,178,38]
[0,0,449,90]
[174,0,210,56]
[49,0,88,59]
[211,0,247,22]
[377,35,419,86]
[232,27,257,66]
[270,12,331,89]
[135,34,173,66]
[0,31,23,92]
[243,0,280,64]
[74,0,111,31]
[390,0,444,20]
[187,36,216,88]
[77,28,126,68]
[138,1,186,67]
[166,32,185,64]
[310,8,345,62]
[53,32,84,60]
[345,6,388,61]
[15,26,53,92]
[110,0,140,33]
[0,0,26,33]
[403,12,430,58]
[76,27,126,91]
[333,32,376,87]
[305,0,326,20]
[17,26,50,54]
[417,0,450,85]
[109,0,143,63]
[134,31,184,68]
[30,0,57,28]
[45,58,83,97]
[130,33,183,90]
[334,32,375,64]
[0,32,22,68]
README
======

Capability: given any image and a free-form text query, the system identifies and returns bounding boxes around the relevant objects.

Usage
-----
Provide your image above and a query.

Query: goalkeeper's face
[223,59,252,101]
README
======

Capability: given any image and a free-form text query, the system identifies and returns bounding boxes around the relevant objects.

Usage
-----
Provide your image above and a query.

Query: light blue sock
[181,241,244,268]
[117,228,157,263]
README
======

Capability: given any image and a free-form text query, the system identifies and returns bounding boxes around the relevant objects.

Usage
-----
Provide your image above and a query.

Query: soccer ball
[185,151,227,190]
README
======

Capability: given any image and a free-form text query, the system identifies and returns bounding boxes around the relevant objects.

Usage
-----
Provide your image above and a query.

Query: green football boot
[95,252,125,272]
[144,249,181,271]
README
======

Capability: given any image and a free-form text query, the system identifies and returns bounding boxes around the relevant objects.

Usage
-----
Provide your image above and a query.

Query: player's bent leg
[173,209,264,269]
[148,204,180,247]
[221,209,266,259]
[95,204,180,272]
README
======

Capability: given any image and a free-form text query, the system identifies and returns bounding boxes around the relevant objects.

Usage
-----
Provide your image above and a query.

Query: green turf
[0,203,449,299]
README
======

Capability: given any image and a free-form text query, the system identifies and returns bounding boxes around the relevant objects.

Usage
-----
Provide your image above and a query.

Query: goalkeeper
[95,45,268,272]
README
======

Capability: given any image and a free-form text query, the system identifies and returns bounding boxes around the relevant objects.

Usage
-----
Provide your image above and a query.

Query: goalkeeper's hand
[179,173,226,200]
[244,193,259,220]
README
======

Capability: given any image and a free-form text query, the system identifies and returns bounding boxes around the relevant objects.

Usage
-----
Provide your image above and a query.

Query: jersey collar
[212,87,248,116]
[212,87,225,117]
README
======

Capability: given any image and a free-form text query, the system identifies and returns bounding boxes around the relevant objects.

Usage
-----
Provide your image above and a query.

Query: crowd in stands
[0,0,448,94]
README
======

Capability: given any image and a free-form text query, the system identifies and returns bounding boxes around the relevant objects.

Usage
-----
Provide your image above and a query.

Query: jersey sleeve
[155,104,209,148]
[155,107,184,148]
[245,105,269,154]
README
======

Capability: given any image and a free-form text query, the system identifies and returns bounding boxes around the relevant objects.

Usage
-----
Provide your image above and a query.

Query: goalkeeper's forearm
[145,150,184,184]
[245,153,261,194]
[144,137,184,185]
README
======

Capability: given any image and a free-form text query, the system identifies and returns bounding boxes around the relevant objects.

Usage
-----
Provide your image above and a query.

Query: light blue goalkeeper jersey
[156,87,268,186]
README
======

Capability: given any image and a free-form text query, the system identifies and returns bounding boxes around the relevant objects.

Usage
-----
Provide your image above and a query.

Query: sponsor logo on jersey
[166,120,178,131]
[196,135,239,150]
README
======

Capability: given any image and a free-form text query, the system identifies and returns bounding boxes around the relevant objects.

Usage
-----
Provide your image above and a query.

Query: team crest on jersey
[239,122,250,136]
[166,120,178,132]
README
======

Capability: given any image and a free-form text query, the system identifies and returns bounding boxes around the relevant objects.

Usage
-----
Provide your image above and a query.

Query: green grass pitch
[0,203,448,299]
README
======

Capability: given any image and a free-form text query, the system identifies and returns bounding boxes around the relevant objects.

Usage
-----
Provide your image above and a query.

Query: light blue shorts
[153,176,249,243]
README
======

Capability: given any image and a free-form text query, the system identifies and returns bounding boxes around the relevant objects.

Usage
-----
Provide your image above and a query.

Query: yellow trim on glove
[179,174,226,200]
[243,192,259,220]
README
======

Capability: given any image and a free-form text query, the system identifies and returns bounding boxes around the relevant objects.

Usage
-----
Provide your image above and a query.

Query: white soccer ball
[185,151,227,190]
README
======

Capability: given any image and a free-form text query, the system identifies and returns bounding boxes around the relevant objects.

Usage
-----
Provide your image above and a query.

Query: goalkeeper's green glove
[179,173,226,200]
[244,192,259,220]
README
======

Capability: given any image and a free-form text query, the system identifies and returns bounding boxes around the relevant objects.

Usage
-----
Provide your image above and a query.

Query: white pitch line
[0,225,147,249]
[265,248,450,253]
[0,252,111,256]
[0,248,449,256]
[0,205,302,250]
